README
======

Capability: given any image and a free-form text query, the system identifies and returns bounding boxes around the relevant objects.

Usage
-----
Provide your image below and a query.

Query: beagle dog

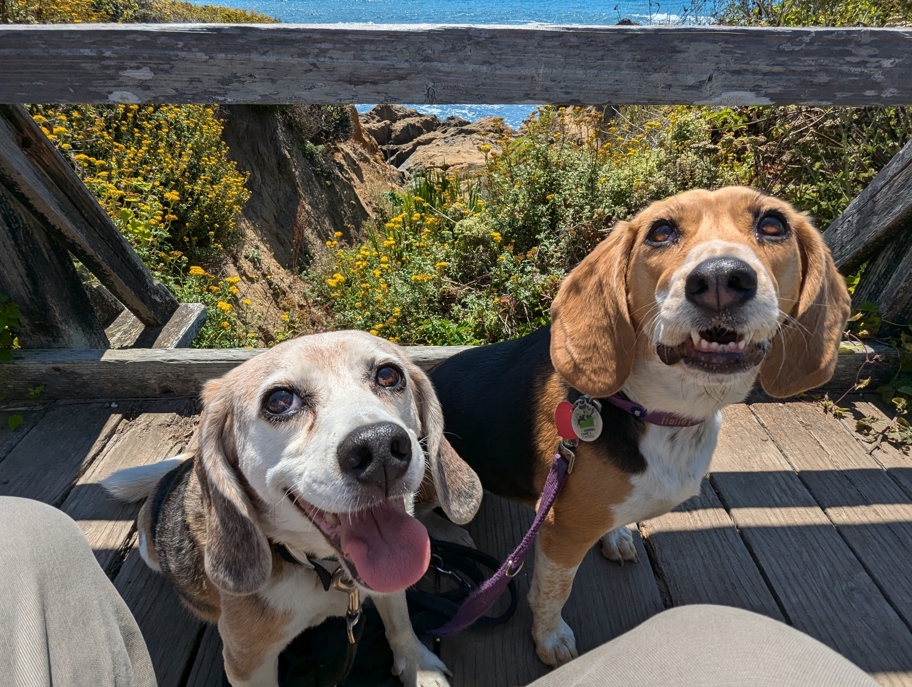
[103,331,482,687]
[430,187,851,667]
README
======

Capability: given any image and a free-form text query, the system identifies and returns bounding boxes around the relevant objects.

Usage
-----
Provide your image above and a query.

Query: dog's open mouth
[288,492,430,594]
[656,327,770,374]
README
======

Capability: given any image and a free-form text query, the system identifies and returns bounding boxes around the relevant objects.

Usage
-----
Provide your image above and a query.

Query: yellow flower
[411,213,421,221]
[188,266,207,276]
[281,313,290,321]
[224,276,241,284]
[242,299,252,306]
[164,190,180,202]
[491,231,503,243]
[209,286,219,293]
[369,329,379,336]
[435,262,447,270]
[229,286,239,295]
[216,301,233,312]
[333,231,343,238]
[330,292,340,297]
[221,321,230,330]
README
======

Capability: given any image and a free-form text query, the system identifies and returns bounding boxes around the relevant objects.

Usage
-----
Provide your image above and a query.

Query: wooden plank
[0,345,475,400]
[835,397,912,501]
[0,401,123,505]
[712,404,912,684]
[640,478,783,620]
[824,139,912,273]
[752,401,912,635]
[851,227,912,328]
[0,105,178,326]
[0,406,47,463]
[2,25,912,106]
[0,181,109,348]
[114,548,203,687]
[106,302,207,349]
[185,624,223,687]
[442,493,663,687]
[60,399,198,574]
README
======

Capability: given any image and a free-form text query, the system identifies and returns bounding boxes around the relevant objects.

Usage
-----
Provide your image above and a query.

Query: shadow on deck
[1,394,911,686]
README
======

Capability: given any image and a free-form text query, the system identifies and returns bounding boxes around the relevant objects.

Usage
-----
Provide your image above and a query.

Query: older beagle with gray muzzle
[104,331,482,687]
[430,187,851,667]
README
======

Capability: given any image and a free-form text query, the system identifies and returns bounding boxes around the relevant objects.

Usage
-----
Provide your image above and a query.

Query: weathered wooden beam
[851,226,912,329]
[0,104,178,326]
[0,182,109,348]
[2,25,912,106]
[0,342,895,401]
[823,138,912,273]
[105,302,207,349]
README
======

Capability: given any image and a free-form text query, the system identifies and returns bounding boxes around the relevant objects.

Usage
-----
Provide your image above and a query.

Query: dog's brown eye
[376,365,403,388]
[264,389,302,416]
[757,213,789,239]
[646,221,678,245]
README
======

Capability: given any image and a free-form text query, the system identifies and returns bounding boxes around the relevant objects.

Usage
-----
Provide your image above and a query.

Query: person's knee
[0,496,92,568]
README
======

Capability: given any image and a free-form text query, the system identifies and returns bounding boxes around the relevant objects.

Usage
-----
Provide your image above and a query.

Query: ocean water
[203,0,714,128]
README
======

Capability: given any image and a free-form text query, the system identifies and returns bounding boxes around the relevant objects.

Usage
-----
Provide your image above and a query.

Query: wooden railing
[1,25,912,106]
[2,23,912,393]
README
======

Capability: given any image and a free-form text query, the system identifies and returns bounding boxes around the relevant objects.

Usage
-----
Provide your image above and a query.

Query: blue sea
[201,0,716,128]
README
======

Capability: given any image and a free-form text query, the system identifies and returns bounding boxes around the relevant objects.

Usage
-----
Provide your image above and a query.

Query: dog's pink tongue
[337,502,430,593]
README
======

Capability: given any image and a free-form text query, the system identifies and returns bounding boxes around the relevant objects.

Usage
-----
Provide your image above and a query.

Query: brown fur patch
[220,592,295,683]
[531,370,635,569]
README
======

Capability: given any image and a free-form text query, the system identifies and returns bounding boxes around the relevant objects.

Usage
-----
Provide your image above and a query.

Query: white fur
[528,547,580,667]
[101,454,191,502]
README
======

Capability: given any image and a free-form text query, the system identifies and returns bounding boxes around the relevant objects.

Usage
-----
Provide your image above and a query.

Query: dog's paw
[391,641,451,687]
[416,508,476,549]
[599,526,638,564]
[533,617,578,668]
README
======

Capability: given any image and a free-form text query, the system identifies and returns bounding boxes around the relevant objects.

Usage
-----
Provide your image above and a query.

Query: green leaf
[7,415,23,431]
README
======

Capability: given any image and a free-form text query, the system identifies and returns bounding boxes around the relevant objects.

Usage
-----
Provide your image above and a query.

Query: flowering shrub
[310,106,741,345]
[30,104,250,260]
[2,0,272,23]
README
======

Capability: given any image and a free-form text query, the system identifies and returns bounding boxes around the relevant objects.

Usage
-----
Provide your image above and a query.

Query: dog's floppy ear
[550,222,637,397]
[408,362,482,525]
[760,215,851,398]
[195,378,272,595]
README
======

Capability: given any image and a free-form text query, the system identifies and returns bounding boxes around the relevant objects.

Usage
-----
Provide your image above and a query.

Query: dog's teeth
[737,340,747,350]
[710,341,720,350]
[691,331,701,346]
[699,338,710,351]
[324,512,339,527]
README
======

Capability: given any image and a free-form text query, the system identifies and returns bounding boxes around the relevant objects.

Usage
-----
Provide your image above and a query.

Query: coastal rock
[360,105,514,174]
[219,104,402,270]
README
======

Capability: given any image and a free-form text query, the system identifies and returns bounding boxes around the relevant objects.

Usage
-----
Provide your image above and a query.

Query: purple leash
[429,393,700,637]
[428,447,574,637]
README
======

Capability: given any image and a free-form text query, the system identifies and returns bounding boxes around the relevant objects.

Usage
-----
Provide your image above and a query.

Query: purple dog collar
[604,393,703,427]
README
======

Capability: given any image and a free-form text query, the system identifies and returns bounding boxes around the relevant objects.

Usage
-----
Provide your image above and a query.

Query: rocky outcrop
[360,105,515,175]
[220,105,402,270]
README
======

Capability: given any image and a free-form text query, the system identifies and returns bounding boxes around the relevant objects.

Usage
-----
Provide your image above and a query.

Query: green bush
[309,106,742,345]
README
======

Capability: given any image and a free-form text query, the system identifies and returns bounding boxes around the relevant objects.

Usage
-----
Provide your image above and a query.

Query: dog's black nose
[685,258,758,311]
[337,422,412,491]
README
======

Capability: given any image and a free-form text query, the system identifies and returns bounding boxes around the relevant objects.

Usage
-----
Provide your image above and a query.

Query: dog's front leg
[219,595,299,687]
[528,503,608,669]
[372,591,451,687]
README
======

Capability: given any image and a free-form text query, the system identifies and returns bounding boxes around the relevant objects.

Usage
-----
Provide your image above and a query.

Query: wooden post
[0,182,108,348]
[0,105,178,326]
[851,227,912,330]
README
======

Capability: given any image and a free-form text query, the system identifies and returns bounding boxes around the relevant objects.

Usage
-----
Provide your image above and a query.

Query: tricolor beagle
[430,187,851,667]
[103,331,482,687]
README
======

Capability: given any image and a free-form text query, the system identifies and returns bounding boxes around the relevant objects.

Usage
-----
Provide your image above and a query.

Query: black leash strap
[219,539,518,687]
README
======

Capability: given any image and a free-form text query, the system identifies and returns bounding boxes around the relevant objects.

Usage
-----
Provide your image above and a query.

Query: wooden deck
[2,394,912,686]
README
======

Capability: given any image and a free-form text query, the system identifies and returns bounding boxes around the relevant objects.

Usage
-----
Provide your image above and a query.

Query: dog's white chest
[610,412,720,526]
